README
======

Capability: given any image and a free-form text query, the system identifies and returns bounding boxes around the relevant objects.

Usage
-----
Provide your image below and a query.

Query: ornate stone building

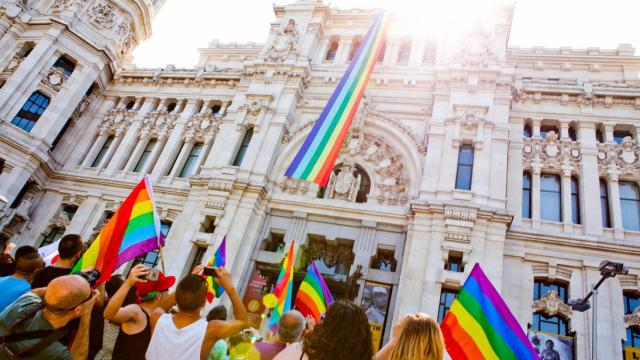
[1,0,640,358]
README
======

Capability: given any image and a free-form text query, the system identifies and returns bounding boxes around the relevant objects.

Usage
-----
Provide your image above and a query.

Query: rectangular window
[91,135,114,168]
[623,293,640,351]
[160,220,172,238]
[614,130,633,144]
[133,139,157,173]
[522,172,532,219]
[437,289,458,324]
[600,179,611,228]
[232,128,253,166]
[53,56,75,77]
[178,142,203,178]
[444,254,464,272]
[11,91,50,133]
[540,174,561,222]
[571,177,581,224]
[455,145,474,190]
[539,125,559,139]
[189,246,207,272]
[620,181,640,231]
[532,280,568,336]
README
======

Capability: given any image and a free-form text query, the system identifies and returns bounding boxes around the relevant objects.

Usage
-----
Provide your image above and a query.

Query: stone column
[604,124,615,143]
[313,39,329,64]
[167,140,194,178]
[122,134,149,172]
[507,120,524,223]
[105,99,156,173]
[532,118,541,138]
[65,196,101,236]
[283,211,307,262]
[140,132,167,175]
[71,97,117,170]
[0,25,21,67]
[81,132,110,168]
[531,164,542,228]
[97,130,124,169]
[336,39,352,65]
[408,36,424,67]
[607,171,625,238]
[0,35,57,119]
[560,121,570,140]
[561,167,573,231]
[31,65,99,145]
[192,134,214,176]
[578,123,603,235]
[150,103,197,180]
[383,38,399,67]
[353,220,376,275]
[202,120,241,169]
[471,124,491,199]
[0,161,37,209]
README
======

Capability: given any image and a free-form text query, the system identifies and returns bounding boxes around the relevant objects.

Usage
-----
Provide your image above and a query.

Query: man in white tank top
[146,267,250,360]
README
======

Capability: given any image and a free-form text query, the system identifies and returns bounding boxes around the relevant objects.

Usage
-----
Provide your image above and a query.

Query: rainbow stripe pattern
[285,12,390,186]
[73,175,164,285]
[441,263,537,360]
[268,241,295,330]
[203,236,227,303]
[295,260,333,322]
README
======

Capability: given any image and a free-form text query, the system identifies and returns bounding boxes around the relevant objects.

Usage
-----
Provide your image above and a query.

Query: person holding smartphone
[103,264,178,360]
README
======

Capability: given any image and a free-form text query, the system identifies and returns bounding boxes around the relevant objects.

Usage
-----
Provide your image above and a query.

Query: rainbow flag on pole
[268,241,295,330]
[285,12,390,187]
[73,175,164,285]
[202,236,226,303]
[441,264,537,360]
[295,260,333,322]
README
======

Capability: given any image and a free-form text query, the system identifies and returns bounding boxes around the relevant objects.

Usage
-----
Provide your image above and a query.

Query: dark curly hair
[303,300,373,360]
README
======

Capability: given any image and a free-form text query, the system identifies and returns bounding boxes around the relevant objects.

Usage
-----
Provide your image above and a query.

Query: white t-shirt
[146,313,208,360]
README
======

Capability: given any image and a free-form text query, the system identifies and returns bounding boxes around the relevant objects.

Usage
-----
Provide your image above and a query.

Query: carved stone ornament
[184,112,221,142]
[300,241,355,270]
[451,28,497,67]
[49,210,70,229]
[99,108,136,134]
[41,67,66,91]
[523,131,581,174]
[279,178,309,196]
[88,1,117,29]
[4,52,24,73]
[265,18,299,62]
[625,306,640,328]
[51,0,86,12]
[2,0,26,18]
[324,162,361,202]
[141,110,178,138]
[532,291,572,319]
[597,137,640,178]
[116,21,135,56]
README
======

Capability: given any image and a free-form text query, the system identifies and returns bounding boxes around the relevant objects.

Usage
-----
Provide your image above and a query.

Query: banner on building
[624,346,640,360]
[527,330,575,360]
[242,264,269,329]
[360,281,392,352]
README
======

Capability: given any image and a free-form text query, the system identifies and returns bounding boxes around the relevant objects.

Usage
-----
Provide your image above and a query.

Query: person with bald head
[0,245,44,312]
[255,310,306,360]
[0,274,98,360]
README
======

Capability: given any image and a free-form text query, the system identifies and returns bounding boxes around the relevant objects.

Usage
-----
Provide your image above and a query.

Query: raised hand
[213,267,234,291]
[127,264,149,285]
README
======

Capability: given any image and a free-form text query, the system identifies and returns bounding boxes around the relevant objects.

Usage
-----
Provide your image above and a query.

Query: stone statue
[266,19,299,62]
[325,163,361,202]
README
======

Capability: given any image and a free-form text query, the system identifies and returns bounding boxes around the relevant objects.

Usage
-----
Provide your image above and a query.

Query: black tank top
[111,305,152,360]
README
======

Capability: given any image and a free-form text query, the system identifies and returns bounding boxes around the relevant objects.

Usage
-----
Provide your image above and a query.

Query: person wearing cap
[0,245,44,312]
[103,264,177,360]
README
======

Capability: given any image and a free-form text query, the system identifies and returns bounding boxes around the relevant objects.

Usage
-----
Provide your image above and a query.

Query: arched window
[11,91,50,132]
[397,37,411,64]
[540,124,559,139]
[166,102,177,112]
[600,179,611,228]
[325,38,339,61]
[540,174,561,222]
[125,101,135,110]
[522,172,532,219]
[349,36,362,61]
[595,126,605,143]
[614,129,634,144]
[620,181,640,231]
[211,103,222,114]
[571,176,580,224]
[53,55,75,77]
[355,165,371,203]
[531,280,569,336]
[568,125,578,141]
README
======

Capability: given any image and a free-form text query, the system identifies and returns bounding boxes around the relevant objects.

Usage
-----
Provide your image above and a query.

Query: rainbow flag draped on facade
[285,12,390,187]
[73,175,164,285]
[441,263,537,360]
[268,241,295,330]
[202,236,227,303]
[295,260,333,322]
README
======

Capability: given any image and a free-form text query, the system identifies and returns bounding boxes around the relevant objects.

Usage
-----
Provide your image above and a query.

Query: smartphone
[144,268,160,281]
[203,266,216,277]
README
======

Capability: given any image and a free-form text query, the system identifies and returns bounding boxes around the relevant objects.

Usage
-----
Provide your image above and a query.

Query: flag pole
[158,246,166,273]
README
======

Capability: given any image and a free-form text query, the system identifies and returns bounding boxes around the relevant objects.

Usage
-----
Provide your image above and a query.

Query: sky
[132,0,640,68]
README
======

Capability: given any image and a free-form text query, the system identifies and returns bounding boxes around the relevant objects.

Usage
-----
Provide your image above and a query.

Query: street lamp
[568,260,628,360]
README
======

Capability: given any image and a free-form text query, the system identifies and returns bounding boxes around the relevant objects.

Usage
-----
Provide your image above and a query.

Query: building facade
[1,0,640,358]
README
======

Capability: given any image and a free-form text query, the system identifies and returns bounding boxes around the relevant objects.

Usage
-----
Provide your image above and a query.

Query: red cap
[135,272,176,297]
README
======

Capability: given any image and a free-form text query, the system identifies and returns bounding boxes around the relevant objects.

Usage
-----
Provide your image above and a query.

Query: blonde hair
[389,313,444,360]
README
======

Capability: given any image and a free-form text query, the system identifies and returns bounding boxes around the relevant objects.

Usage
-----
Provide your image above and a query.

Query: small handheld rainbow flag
[294,260,333,322]
[268,241,295,330]
[285,12,390,187]
[441,263,537,360]
[73,175,164,285]
[202,236,226,303]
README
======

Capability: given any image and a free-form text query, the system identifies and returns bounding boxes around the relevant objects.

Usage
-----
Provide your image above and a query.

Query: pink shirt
[272,341,308,360]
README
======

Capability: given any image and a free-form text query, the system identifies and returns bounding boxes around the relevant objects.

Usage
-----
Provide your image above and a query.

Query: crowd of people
[0,234,445,360]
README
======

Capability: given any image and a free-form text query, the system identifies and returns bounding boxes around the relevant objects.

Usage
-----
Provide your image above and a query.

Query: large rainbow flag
[285,12,390,186]
[202,236,226,303]
[73,175,164,285]
[441,264,537,360]
[268,241,295,330]
[295,260,333,322]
